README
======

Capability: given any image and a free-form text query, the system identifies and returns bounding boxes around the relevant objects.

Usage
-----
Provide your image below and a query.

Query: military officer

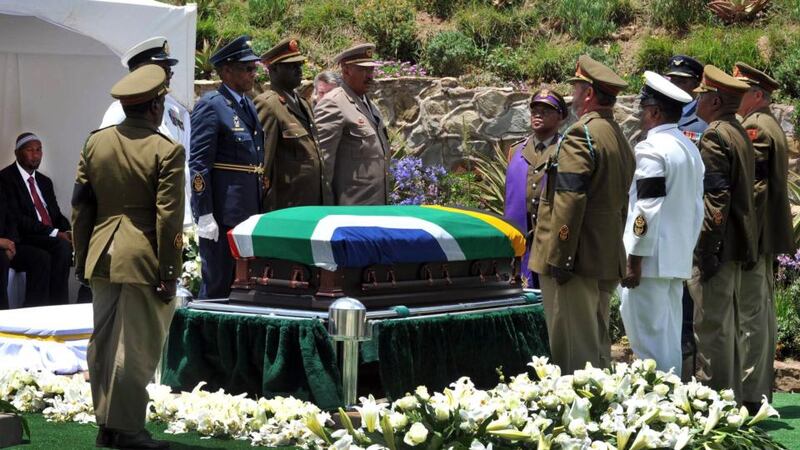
[99,36,192,226]
[315,43,391,205]
[686,65,756,401]
[530,55,634,374]
[734,62,794,410]
[73,65,183,449]
[189,36,264,299]
[254,38,324,210]
[504,89,568,288]
[619,71,705,374]
[666,55,708,142]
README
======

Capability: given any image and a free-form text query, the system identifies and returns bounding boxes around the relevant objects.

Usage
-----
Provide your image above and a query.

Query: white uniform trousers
[620,278,683,374]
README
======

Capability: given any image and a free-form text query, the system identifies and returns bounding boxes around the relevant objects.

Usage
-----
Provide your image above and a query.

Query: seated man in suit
[0,133,73,306]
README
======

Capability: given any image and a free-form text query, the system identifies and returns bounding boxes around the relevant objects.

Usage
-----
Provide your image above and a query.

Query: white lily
[747,396,780,425]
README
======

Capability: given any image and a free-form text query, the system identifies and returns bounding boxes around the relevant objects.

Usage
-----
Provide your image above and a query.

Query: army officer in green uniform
[254,38,324,209]
[72,65,184,449]
[530,55,634,374]
[686,65,755,402]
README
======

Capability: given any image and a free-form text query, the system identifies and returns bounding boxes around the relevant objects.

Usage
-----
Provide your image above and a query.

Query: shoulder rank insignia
[174,232,184,250]
[747,129,758,142]
[682,130,701,142]
[168,109,184,131]
[633,215,647,236]
[712,208,723,226]
[558,225,570,241]
[192,173,205,193]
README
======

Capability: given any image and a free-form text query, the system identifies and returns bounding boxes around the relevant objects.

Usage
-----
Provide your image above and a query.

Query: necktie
[536,142,545,152]
[28,177,52,226]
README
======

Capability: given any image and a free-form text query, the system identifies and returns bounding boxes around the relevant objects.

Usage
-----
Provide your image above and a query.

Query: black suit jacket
[0,163,70,239]
[0,183,19,242]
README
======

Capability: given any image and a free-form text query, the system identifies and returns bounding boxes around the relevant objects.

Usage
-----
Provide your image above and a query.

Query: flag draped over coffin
[227,205,526,271]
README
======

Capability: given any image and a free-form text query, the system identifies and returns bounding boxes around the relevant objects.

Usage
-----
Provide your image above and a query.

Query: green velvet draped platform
[161,304,549,410]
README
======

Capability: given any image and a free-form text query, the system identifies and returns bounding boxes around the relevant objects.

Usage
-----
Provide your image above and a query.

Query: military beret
[262,38,306,65]
[530,88,568,119]
[568,54,628,96]
[121,36,178,70]
[666,55,704,79]
[733,62,780,92]
[640,70,692,105]
[334,43,381,67]
[110,64,168,106]
[694,64,750,95]
[210,35,260,67]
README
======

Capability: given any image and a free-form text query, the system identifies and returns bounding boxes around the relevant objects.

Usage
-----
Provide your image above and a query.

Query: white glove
[196,213,219,242]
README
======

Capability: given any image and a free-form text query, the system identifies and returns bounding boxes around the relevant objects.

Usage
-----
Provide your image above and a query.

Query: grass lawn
[8,393,800,449]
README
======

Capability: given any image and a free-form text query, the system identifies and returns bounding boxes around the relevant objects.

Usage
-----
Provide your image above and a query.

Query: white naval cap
[121,36,178,69]
[641,70,692,104]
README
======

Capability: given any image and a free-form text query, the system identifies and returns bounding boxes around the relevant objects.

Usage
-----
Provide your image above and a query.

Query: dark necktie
[28,177,52,226]
[536,142,546,152]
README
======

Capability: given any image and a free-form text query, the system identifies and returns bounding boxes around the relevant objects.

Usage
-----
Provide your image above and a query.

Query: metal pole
[341,340,359,406]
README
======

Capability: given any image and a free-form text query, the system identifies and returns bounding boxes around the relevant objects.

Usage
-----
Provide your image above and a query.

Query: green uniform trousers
[740,255,776,403]
[539,274,616,374]
[88,278,175,432]
[688,261,743,401]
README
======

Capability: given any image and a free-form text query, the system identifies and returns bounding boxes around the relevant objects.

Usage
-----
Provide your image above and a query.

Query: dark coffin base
[230,257,523,310]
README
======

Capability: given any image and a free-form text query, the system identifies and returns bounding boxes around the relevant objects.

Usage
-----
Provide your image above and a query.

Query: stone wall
[194,77,797,169]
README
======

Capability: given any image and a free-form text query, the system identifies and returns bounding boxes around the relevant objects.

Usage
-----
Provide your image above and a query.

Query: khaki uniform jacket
[530,109,634,279]
[314,84,391,205]
[741,107,794,255]
[521,134,559,232]
[695,115,757,265]
[254,87,324,210]
[72,117,185,285]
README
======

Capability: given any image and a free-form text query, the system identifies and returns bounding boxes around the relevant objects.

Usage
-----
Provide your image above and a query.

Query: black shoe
[96,425,115,448]
[112,430,169,449]
[743,401,761,416]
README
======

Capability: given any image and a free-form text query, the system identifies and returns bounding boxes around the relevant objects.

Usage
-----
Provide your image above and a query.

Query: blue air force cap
[210,35,260,67]
[666,55,704,79]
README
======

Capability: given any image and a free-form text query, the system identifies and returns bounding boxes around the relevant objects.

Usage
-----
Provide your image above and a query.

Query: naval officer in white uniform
[99,37,192,226]
[619,71,705,374]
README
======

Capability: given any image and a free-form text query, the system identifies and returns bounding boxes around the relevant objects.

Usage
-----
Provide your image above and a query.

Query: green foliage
[195,16,218,45]
[356,0,419,61]
[214,1,251,41]
[415,0,460,18]
[440,172,481,208]
[773,44,800,99]
[194,39,221,80]
[609,292,626,344]
[553,0,636,43]
[423,31,480,77]
[678,26,765,72]
[295,0,357,37]
[467,144,509,215]
[635,35,675,74]
[772,0,800,21]
[454,3,536,48]
[522,40,595,83]
[775,278,800,358]
[248,0,288,27]
[647,0,708,30]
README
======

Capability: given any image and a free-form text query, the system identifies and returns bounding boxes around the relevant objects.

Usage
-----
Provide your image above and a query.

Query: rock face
[194,77,797,168]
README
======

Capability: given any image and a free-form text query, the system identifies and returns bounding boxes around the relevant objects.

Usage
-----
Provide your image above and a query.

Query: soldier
[619,71,705,374]
[99,36,191,226]
[254,38,323,210]
[72,65,183,449]
[504,89,568,288]
[666,55,708,142]
[189,36,264,299]
[530,55,634,374]
[686,65,755,401]
[734,62,794,411]
[315,43,391,205]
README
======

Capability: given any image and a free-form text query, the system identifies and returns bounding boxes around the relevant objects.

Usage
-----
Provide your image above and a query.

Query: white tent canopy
[0,0,196,217]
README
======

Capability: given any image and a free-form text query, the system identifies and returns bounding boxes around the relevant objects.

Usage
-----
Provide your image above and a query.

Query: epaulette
[89,124,115,135]
[154,129,177,144]
[510,136,528,149]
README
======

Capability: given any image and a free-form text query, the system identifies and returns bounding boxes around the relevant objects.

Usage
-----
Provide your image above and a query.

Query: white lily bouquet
[305,357,785,450]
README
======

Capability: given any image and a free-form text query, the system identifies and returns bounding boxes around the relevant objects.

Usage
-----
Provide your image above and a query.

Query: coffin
[226,205,527,310]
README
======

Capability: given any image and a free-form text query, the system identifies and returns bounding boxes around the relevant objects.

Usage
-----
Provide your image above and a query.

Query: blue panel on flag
[330,227,448,267]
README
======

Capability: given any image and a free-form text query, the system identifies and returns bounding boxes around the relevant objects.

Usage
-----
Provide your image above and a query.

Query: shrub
[485,45,525,80]
[454,3,534,48]
[678,26,765,74]
[195,16,218,46]
[295,0,357,37]
[635,35,675,74]
[423,31,480,77]
[356,0,419,61]
[774,276,800,359]
[519,40,593,83]
[648,0,708,30]
[248,0,288,27]
[415,0,460,18]
[214,1,251,41]
[553,0,636,43]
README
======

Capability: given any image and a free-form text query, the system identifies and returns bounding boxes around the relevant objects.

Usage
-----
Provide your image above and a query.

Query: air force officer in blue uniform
[189,36,265,299]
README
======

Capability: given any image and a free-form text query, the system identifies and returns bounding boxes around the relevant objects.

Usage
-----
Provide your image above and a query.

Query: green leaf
[381,413,397,450]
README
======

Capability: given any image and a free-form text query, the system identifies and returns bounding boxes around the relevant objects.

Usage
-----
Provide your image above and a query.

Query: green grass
[10,394,800,449]
[678,26,766,72]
